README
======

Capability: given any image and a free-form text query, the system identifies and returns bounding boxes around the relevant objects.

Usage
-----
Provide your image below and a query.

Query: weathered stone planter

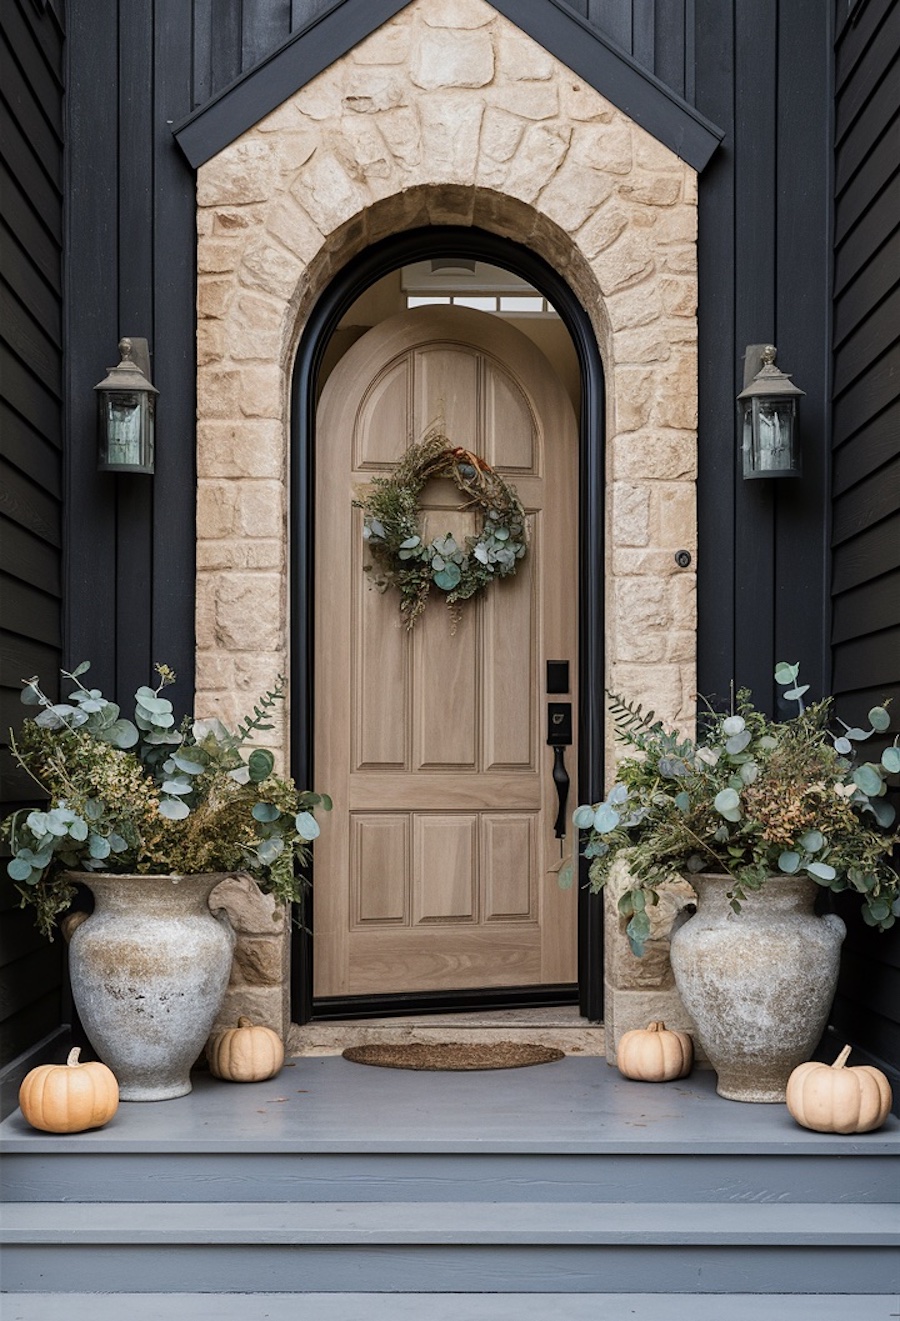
[669,874,845,1103]
[67,873,235,1102]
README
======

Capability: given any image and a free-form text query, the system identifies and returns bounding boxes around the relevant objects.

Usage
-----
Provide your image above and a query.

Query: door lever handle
[551,745,569,840]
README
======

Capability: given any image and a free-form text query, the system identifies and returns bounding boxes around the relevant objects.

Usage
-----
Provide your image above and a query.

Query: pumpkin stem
[832,1044,853,1070]
[237,1016,254,1028]
[648,1022,665,1033]
[66,1047,82,1067]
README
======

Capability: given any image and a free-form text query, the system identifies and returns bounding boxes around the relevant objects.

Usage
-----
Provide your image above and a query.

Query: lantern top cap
[93,338,158,395]
[737,344,805,402]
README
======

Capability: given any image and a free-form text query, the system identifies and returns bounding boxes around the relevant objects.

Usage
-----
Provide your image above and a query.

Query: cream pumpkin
[19,1047,119,1133]
[616,1021,693,1082]
[786,1044,893,1134]
[207,1016,285,1082]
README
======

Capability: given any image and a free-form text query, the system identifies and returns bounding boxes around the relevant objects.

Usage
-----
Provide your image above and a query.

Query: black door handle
[551,745,569,840]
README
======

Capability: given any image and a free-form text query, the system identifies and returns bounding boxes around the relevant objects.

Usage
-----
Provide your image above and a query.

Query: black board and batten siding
[0,0,66,1068]
[829,0,900,1082]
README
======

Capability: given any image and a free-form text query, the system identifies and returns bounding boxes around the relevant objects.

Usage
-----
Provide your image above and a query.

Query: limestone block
[232,651,290,695]
[421,0,494,28]
[592,233,655,296]
[198,480,239,539]
[660,275,698,318]
[497,28,554,80]
[198,276,235,320]
[294,82,343,122]
[197,539,283,571]
[666,630,696,662]
[197,420,284,479]
[377,107,424,167]
[612,548,685,578]
[367,186,431,241]
[611,481,651,545]
[615,577,672,645]
[352,24,410,65]
[576,203,628,258]
[335,116,396,188]
[291,151,370,233]
[210,873,283,935]
[605,280,662,332]
[671,571,697,630]
[614,366,654,434]
[419,95,483,184]
[198,239,242,274]
[197,320,225,367]
[611,325,672,366]
[240,238,303,301]
[633,131,683,173]
[660,245,696,275]
[655,482,696,546]
[235,481,283,539]
[603,986,697,1065]
[198,369,242,420]
[489,82,559,121]
[341,70,409,115]
[265,198,326,264]
[238,365,284,420]
[538,161,613,232]
[225,293,284,362]
[652,205,698,245]
[213,207,266,236]
[194,651,234,693]
[561,80,616,123]
[608,663,683,728]
[213,985,287,1037]
[255,101,306,135]
[211,573,284,652]
[480,106,525,163]
[618,171,682,207]
[198,140,276,207]
[503,123,570,203]
[570,122,633,175]
[613,430,696,481]
[425,183,476,225]
[233,937,285,987]
[410,26,494,89]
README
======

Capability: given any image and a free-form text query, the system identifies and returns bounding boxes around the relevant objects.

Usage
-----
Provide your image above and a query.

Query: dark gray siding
[829,0,900,1079]
[0,0,66,1067]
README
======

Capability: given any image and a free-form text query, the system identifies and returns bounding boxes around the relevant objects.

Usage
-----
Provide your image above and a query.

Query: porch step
[2,1057,898,1297]
[3,1295,899,1321]
[3,1199,898,1293]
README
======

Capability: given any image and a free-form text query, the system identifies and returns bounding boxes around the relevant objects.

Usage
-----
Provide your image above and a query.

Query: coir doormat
[342,1042,565,1071]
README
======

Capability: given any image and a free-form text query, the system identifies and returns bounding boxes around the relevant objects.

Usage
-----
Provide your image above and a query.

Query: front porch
[2,1035,899,1318]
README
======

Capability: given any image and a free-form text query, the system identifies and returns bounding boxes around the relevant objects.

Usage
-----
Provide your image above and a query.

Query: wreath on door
[355,427,528,630]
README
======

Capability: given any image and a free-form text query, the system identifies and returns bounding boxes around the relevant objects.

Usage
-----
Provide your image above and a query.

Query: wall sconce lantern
[737,344,804,479]
[94,337,157,474]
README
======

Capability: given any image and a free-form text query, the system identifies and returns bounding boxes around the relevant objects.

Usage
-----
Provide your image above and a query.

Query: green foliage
[354,427,527,630]
[574,666,900,956]
[2,664,330,938]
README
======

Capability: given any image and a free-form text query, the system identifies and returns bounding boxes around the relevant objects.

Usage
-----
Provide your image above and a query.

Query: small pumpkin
[616,1020,693,1082]
[19,1047,119,1133]
[207,1016,285,1082]
[786,1045,893,1134]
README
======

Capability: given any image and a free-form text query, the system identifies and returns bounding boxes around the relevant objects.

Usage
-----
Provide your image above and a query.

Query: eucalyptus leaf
[88,834,111,859]
[593,803,620,834]
[71,661,91,677]
[294,811,320,841]
[783,685,810,702]
[799,830,824,854]
[158,798,190,821]
[869,797,896,828]
[833,737,852,755]
[161,779,193,796]
[572,804,596,830]
[7,858,34,881]
[433,563,461,591]
[722,716,745,737]
[674,791,691,814]
[881,747,900,775]
[853,764,883,797]
[714,788,741,817]
[774,661,799,685]
[868,706,891,733]
[252,802,281,823]
[172,753,207,775]
[256,837,285,865]
[806,861,837,882]
[247,749,275,784]
[20,682,43,706]
[778,851,800,874]
[67,818,89,842]
[725,731,752,755]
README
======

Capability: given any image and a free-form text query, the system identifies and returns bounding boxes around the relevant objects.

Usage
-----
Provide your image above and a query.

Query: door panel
[314,304,578,999]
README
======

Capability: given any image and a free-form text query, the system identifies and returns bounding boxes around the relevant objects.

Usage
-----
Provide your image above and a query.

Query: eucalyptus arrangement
[575,664,900,955]
[3,664,330,937]
[356,427,527,629]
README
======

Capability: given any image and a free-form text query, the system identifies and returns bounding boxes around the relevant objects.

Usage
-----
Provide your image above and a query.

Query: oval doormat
[342,1042,565,1071]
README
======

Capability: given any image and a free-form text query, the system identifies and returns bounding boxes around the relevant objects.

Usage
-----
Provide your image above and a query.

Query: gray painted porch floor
[3,1053,898,1154]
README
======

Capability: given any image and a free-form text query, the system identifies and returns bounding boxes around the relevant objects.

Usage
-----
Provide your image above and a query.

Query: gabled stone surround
[195,0,698,1045]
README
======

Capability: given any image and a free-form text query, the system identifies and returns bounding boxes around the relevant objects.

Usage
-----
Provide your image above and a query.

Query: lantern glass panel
[741,397,799,479]
[99,392,155,473]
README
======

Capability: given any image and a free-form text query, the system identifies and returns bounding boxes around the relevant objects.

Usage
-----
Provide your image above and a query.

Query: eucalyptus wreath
[355,428,528,629]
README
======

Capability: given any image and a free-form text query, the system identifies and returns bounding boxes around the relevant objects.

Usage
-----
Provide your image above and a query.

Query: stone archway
[195,0,698,1047]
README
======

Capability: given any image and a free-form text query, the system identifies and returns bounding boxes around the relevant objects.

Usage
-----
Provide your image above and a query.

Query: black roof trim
[174,0,723,172]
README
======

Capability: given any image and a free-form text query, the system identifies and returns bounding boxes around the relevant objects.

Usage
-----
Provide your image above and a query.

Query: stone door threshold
[286,1006,605,1057]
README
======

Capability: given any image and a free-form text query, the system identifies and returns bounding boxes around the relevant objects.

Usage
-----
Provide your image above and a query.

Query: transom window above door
[402,260,560,318]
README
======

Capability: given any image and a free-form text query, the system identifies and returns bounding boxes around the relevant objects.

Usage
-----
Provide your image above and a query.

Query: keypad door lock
[547,702,572,746]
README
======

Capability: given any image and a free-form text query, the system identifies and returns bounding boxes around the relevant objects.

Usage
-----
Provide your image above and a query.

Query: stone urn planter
[669,874,846,1103]
[67,873,235,1101]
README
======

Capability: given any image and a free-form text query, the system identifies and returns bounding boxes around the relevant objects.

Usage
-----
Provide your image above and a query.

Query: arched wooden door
[313,304,578,1001]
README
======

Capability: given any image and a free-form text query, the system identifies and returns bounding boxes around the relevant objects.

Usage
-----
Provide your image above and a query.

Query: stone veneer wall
[196,0,699,1048]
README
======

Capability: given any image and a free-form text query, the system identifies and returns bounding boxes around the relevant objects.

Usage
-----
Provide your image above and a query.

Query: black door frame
[290,225,606,1024]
